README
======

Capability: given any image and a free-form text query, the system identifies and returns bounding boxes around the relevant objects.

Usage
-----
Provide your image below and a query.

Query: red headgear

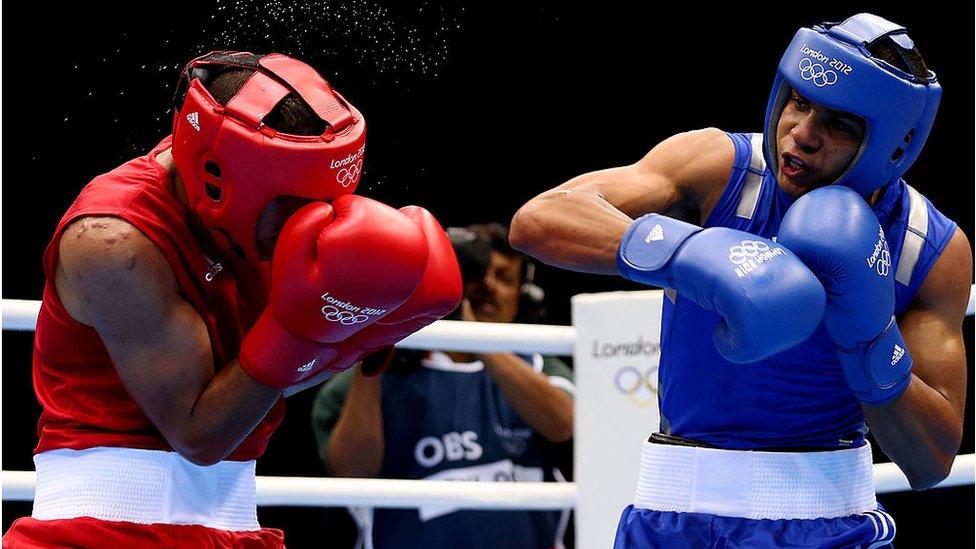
[172,51,366,261]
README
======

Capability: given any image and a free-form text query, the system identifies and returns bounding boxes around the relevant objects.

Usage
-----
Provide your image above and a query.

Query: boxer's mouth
[781,152,812,180]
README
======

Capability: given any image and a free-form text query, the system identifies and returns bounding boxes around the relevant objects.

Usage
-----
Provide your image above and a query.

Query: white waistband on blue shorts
[634,440,877,520]
[32,446,259,531]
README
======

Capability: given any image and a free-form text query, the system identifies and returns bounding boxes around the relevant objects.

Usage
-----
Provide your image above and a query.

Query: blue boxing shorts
[613,440,895,548]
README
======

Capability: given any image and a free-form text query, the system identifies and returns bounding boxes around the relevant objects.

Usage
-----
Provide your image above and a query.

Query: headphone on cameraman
[521,260,544,304]
[447,226,546,322]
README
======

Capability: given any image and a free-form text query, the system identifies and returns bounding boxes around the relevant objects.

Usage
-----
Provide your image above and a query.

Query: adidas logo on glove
[644,224,665,243]
[297,358,317,373]
[186,112,200,132]
[890,344,905,366]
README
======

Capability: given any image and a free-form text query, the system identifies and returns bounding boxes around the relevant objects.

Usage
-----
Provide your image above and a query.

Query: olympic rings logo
[336,161,362,187]
[876,245,891,277]
[614,365,658,408]
[867,229,892,278]
[798,58,838,87]
[728,240,771,265]
[320,305,370,325]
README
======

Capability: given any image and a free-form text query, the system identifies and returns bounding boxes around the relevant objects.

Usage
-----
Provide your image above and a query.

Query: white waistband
[634,440,877,520]
[32,447,259,531]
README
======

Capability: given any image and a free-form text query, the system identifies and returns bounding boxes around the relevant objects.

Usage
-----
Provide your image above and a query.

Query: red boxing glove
[238,195,429,388]
[337,206,464,376]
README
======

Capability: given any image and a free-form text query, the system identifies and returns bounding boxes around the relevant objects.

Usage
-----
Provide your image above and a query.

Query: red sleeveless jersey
[32,136,284,460]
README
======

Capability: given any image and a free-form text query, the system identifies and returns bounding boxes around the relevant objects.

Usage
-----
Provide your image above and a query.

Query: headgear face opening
[762,13,941,196]
[171,51,366,261]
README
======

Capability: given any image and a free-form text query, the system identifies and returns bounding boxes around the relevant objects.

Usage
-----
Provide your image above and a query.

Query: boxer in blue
[511,14,970,548]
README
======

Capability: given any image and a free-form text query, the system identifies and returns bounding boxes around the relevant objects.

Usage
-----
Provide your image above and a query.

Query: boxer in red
[3,51,461,548]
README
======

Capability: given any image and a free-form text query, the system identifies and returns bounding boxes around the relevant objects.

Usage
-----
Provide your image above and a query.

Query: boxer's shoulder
[913,228,972,316]
[56,216,179,327]
[59,216,160,272]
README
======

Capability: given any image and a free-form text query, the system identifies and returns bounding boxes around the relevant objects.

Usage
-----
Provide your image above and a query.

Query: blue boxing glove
[778,187,911,405]
[617,214,825,363]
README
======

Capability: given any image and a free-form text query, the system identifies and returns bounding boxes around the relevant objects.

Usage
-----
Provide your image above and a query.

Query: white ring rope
[3,454,973,507]
[2,293,974,509]
[3,288,973,353]
[1,299,577,355]
[2,299,43,332]
[969,284,976,316]
[398,319,576,355]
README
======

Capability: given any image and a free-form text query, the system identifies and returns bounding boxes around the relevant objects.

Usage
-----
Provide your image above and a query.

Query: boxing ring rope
[4,287,974,342]
[2,454,974,507]
[0,298,577,355]
[3,294,975,510]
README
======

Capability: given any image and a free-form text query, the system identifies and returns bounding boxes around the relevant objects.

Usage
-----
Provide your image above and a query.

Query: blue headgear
[763,13,941,195]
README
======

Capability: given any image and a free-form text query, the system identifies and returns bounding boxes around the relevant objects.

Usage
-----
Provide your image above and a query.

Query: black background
[2,2,973,547]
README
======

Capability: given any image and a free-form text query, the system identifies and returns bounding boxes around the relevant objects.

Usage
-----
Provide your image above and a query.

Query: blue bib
[370,352,565,549]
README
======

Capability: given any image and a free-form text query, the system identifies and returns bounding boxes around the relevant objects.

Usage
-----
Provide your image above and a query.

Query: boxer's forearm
[862,373,962,490]
[481,352,574,442]
[511,186,631,275]
[865,274,969,492]
[327,371,385,477]
[173,361,282,466]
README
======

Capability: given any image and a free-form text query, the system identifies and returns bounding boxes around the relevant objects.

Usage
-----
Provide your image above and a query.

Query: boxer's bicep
[626,127,735,217]
[58,217,214,444]
[900,228,971,418]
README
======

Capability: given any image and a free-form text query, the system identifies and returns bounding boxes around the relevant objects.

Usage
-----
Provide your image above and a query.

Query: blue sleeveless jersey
[658,131,958,449]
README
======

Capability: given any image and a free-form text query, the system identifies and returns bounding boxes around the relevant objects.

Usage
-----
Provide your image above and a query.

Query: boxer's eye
[828,116,864,139]
[790,92,810,111]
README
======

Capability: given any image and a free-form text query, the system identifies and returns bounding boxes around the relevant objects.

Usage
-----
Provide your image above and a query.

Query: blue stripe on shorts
[613,505,896,548]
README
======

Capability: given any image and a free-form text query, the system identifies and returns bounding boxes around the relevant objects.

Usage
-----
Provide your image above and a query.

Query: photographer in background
[312,222,574,549]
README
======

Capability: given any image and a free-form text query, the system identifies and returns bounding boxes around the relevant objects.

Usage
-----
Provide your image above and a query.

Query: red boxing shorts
[3,516,285,548]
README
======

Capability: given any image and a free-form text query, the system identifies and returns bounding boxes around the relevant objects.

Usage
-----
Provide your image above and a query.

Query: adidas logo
[297,358,317,373]
[644,224,665,244]
[890,345,905,366]
[186,112,200,132]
